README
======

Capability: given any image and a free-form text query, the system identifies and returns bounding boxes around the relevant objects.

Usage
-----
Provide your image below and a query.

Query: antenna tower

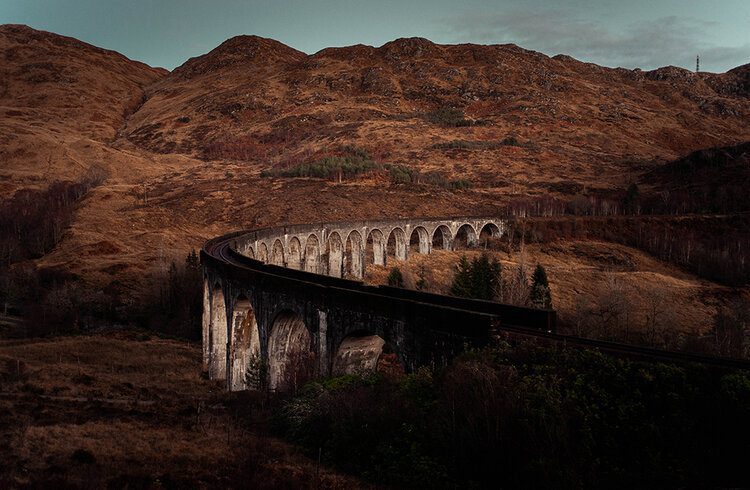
[696,55,700,73]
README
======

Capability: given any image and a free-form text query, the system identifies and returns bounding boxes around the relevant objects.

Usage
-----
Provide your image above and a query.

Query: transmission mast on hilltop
[696,55,700,73]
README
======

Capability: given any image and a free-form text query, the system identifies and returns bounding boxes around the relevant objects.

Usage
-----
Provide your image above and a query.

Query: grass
[0,332,369,488]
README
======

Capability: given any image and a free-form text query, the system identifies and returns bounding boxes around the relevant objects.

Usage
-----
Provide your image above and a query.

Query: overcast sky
[1,0,748,72]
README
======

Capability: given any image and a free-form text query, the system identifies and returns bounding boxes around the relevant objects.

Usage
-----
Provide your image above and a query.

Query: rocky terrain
[1,24,749,333]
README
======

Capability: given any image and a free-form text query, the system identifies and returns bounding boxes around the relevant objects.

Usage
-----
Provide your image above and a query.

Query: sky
[1,0,748,72]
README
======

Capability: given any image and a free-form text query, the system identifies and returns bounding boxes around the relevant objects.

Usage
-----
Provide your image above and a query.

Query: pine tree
[415,264,427,291]
[530,264,552,309]
[387,267,404,288]
[450,255,472,297]
[451,254,501,300]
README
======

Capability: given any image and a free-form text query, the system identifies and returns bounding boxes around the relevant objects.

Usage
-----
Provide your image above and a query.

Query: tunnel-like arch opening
[288,237,302,270]
[268,310,314,392]
[327,232,344,278]
[409,226,430,255]
[344,230,363,279]
[304,234,321,273]
[454,224,478,249]
[270,239,285,266]
[365,229,385,267]
[479,222,501,249]
[209,284,228,380]
[332,332,386,376]
[229,294,261,391]
[386,227,407,263]
[432,225,452,250]
[245,246,255,259]
[258,242,269,263]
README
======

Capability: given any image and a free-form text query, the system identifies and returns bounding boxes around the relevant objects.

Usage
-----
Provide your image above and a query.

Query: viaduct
[201,216,555,392]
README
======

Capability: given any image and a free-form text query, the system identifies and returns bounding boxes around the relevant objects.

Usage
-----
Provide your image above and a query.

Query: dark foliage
[450,253,501,300]
[387,267,404,288]
[505,215,750,286]
[0,166,107,266]
[529,264,552,309]
[277,341,750,488]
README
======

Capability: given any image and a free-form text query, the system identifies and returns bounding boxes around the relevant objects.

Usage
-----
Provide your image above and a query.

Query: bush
[387,267,404,288]
[261,147,378,181]
[275,342,750,488]
[425,107,475,127]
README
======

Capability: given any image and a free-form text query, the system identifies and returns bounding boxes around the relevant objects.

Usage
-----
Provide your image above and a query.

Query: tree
[415,264,428,291]
[387,267,404,288]
[450,254,502,300]
[450,255,473,298]
[712,297,750,358]
[622,182,640,215]
[529,264,552,309]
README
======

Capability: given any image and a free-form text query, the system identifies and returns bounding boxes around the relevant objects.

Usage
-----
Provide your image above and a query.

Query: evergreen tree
[530,264,552,309]
[450,255,472,297]
[387,267,404,288]
[622,182,640,215]
[451,254,502,300]
[415,264,427,291]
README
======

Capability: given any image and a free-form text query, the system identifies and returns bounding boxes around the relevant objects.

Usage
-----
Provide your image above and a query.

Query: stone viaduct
[202,216,556,392]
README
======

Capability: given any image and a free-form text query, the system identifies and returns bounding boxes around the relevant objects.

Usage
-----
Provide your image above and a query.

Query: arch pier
[204,216,555,392]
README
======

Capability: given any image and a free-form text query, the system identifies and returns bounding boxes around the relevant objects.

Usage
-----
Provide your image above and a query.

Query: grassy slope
[0,333,371,488]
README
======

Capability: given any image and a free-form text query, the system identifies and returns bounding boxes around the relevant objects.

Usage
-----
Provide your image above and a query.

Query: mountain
[0,25,167,192]
[1,25,749,309]
[123,35,750,195]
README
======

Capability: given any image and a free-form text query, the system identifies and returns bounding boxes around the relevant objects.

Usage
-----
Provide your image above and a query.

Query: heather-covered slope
[123,36,750,195]
[0,25,166,193]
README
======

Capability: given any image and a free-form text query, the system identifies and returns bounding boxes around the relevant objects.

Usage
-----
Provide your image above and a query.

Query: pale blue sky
[1,0,748,72]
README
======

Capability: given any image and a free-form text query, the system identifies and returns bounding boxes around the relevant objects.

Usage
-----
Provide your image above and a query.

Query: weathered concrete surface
[332,334,386,375]
[233,217,505,279]
[204,216,556,392]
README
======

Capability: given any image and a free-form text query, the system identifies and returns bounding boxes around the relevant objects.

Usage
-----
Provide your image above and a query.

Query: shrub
[261,147,379,181]
[387,267,404,288]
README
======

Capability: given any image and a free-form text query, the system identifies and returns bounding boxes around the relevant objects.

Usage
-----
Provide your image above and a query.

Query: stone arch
[287,237,302,270]
[409,226,430,255]
[201,278,211,370]
[344,230,363,279]
[432,224,452,250]
[454,223,478,249]
[304,234,321,273]
[209,283,228,380]
[270,239,285,266]
[268,310,314,392]
[365,229,385,267]
[229,294,260,391]
[246,246,255,259]
[332,332,385,376]
[386,227,407,262]
[479,222,501,249]
[258,242,269,263]
[326,232,344,278]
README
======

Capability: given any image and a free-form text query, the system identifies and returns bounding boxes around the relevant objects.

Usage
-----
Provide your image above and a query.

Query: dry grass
[367,241,732,336]
[0,332,373,488]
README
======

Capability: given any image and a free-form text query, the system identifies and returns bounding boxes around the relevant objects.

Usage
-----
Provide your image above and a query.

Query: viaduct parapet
[202,216,555,392]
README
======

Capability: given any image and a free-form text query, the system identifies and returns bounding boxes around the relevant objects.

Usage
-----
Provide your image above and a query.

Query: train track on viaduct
[202,216,749,392]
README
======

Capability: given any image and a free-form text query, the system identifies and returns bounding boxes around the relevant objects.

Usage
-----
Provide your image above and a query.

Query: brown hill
[123,35,750,196]
[0,24,166,193]
[1,26,748,332]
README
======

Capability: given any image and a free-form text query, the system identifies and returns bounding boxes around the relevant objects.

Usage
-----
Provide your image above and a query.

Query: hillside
[0,333,368,487]
[0,25,748,331]
[124,35,750,195]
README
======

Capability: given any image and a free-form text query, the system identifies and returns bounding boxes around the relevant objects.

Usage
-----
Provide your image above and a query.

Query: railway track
[205,231,750,371]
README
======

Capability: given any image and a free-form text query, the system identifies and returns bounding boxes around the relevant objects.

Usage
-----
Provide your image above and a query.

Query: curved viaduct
[201,216,555,392]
